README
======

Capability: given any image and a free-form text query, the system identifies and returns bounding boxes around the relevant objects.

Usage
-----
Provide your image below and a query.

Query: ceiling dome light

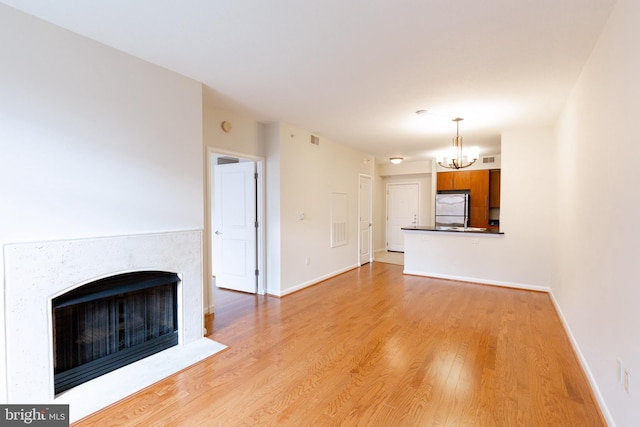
[389,157,404,164]
[436,118,479,170]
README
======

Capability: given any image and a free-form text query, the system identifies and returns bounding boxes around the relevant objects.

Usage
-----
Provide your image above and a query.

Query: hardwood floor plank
[73,263,605,426]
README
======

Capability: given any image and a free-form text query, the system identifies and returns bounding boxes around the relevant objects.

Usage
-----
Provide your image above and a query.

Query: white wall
[378,159,433,176]
[403,127,555,290]
[266,123,374,295]
[499,128,555,287]
[203,106,266,158]
[202,106,266,308]
[264,123,283,294]
[0,5,204,403]
[0,5,204,242]
[554,0,640,424]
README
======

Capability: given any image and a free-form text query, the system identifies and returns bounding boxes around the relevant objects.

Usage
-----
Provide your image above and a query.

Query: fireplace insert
[52,271,179,394]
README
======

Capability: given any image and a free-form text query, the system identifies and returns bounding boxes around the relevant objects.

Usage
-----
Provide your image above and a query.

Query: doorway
[358,174,372,265]
[208,150,265,296]
[386,182,420,252]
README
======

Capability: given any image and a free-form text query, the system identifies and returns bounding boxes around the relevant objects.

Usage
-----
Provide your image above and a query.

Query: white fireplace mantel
[3,230,225,422]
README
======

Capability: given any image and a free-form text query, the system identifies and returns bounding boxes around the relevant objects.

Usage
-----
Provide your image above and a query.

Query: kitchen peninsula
[399,226,547,291]
[404,226,504,234]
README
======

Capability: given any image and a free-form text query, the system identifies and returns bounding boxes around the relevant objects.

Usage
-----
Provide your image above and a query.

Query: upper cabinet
[436,172,452,191]
[453,171,471,190]
[436,171,471,191]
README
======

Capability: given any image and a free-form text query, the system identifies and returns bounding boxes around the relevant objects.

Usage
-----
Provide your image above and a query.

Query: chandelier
[437,117,479,170]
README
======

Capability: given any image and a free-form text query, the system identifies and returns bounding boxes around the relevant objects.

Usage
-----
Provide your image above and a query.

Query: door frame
[358,174,373,266]
[385,182,421,252]
[205,147,266,307]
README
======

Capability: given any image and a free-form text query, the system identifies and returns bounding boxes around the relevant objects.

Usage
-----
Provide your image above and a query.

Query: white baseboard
[268,264,359,297]
[548,292,615,426]
[402,270,550,293]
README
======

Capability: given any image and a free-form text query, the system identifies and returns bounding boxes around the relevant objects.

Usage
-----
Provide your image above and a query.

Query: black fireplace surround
[52,271,179,394]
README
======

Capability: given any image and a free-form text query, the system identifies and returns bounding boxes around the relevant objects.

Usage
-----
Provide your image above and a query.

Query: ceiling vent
[482,156,495,164]
[310,135,320,145]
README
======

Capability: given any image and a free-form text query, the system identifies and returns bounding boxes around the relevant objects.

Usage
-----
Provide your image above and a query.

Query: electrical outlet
[305,256,310,265]
[624,368,631,394]
[471,238,479,245]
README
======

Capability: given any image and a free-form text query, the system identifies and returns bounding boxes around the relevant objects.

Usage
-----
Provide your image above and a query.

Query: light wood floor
[74,262,605,426]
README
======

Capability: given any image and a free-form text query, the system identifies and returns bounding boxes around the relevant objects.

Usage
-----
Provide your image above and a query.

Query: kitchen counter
[401,226,532,290]
[401,226,548,293]
[402,226,504,235]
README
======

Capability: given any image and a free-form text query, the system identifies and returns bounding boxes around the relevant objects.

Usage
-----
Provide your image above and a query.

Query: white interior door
[212,161,257,293]
[386,183,420,252]
[359,175,372,265]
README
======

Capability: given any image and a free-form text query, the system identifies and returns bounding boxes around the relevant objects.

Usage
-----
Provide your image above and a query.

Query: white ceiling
[2,0,616,163]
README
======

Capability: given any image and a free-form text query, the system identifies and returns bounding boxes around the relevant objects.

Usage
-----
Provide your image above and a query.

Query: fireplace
[52,271,180,394]
[3,231,226,422]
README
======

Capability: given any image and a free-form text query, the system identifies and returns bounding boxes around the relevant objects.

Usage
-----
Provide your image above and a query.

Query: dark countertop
[402,226,504,235]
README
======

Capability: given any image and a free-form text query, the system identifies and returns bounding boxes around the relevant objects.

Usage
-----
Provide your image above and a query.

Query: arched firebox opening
[52,271,179,394]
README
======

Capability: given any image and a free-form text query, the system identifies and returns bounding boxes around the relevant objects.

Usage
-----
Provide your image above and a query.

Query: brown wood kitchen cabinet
[436,171,471,191]
[436,171,453,191]
[453,171,471,189]
[469,170,489,227]
[489,169,501,208]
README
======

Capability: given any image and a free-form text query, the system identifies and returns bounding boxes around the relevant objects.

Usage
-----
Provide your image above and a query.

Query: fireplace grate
[53,271,179,394]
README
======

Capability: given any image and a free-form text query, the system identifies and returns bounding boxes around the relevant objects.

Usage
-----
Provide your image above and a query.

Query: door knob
[215,230,222,235]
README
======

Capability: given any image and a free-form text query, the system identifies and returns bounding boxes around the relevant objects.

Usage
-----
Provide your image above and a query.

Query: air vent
[310,135,320,145]
[217,156,239,165]
[482,156,495,164]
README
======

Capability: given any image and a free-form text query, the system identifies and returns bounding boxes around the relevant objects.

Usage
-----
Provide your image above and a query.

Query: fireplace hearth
[52,271,179,394]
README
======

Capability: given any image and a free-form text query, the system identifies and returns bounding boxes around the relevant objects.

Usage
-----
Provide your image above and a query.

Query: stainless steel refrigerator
[435,193,469,227]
